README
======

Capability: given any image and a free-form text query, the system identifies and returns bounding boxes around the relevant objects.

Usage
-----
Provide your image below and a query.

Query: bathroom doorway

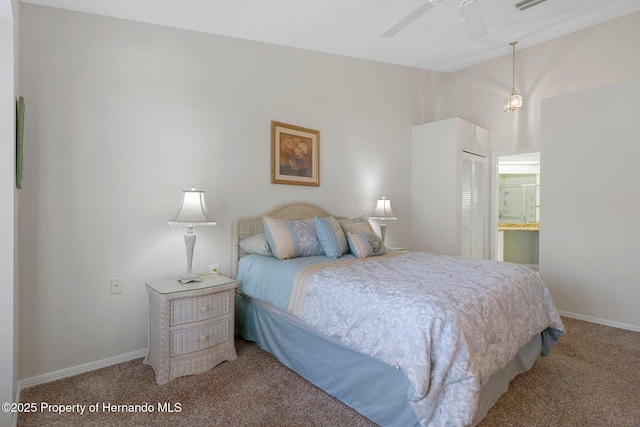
[494,151,540,268]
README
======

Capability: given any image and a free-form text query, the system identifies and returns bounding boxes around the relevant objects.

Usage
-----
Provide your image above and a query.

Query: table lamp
[370,197,397,246]
[168,188,216,283]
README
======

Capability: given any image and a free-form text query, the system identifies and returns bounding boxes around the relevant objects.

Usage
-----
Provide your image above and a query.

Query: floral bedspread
[297,251,564,427]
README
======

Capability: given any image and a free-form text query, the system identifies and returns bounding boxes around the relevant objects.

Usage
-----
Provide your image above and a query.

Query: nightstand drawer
[170,291,230,325]
[171,318,230,356]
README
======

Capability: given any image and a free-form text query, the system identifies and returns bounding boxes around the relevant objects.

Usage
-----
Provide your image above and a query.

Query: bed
[231,201,564,427]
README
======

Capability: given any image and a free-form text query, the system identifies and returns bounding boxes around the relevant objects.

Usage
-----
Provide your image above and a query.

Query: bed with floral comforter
[232,201,564,427]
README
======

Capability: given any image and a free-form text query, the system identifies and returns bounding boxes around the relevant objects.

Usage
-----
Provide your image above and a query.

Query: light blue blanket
[237,254,355,311]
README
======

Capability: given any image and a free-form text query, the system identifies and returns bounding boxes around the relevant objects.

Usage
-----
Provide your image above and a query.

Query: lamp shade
[168,188,216,227]
[370,197,397,220]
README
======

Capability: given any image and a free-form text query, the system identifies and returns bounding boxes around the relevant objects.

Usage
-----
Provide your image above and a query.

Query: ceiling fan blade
[382,1,437,38]
[461,0,487,40]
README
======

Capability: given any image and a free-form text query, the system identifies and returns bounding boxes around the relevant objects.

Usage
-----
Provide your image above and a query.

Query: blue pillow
[346,232,386,258]
[314,216,348,259]
[263,216,324,260]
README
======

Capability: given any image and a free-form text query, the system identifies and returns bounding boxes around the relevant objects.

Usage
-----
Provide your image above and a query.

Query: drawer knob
[200,305,209,313]
[200,335,208,342]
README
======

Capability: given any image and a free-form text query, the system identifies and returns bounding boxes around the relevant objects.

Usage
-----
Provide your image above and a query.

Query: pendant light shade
[504,93,523,112]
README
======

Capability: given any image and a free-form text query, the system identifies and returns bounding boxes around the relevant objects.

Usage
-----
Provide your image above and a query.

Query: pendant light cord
[511,41,518,94]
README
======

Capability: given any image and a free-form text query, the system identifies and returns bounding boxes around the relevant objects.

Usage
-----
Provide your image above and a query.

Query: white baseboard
[16,348,147,392]
[558,310,640,332]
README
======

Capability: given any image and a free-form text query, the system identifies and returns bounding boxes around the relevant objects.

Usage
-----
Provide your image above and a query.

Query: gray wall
[17,4,447,378]
[541,80,640,328]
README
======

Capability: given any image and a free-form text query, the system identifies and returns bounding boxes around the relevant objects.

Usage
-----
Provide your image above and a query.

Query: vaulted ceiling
[21,0,640,72]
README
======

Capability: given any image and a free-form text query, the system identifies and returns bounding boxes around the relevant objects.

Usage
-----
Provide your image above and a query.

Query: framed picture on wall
[271,121,320,187]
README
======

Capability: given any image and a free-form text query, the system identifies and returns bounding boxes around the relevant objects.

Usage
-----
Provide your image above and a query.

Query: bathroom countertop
[498,223,540,231]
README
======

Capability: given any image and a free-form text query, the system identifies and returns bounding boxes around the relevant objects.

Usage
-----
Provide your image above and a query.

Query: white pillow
[340,216,375,235]
[239,233,273,257]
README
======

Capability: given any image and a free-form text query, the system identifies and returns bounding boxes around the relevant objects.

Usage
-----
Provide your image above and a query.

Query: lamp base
[178,230,201,284]
[379,222,387,246]
[178,275,201,284]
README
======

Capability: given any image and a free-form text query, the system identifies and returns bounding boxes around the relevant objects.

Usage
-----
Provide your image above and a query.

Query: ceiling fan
[382,0,487,40]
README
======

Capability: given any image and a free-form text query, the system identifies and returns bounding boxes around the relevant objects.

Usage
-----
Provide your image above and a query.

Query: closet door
[461,151,486,259]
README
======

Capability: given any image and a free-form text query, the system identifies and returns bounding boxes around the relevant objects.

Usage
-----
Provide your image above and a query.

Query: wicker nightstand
[144,274,238,385]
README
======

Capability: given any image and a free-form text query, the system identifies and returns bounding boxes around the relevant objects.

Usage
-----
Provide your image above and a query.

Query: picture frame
[271,121,320,187]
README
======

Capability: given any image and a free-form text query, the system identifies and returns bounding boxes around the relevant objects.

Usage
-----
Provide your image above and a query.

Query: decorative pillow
[346,232,386,258]
[263,216,325,260]
[340,216,375,235]
[239,233,273,257]
[314,216,348,259]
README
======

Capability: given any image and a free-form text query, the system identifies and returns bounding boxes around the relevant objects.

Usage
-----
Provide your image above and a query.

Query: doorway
[494,151,540,267]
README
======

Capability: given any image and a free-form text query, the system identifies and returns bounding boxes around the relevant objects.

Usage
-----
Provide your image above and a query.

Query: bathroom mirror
[498,153,540,224]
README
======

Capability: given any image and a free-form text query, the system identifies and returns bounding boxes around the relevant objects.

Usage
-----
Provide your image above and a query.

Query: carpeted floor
[17,317,640,426]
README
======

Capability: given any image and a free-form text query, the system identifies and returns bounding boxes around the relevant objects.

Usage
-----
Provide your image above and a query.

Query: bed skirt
[236,293,542,427]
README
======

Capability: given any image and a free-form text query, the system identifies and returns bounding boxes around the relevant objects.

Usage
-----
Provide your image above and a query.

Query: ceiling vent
[515,0,548,11]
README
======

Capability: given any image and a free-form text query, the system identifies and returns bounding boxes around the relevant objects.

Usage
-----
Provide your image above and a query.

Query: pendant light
[504,41,523,112]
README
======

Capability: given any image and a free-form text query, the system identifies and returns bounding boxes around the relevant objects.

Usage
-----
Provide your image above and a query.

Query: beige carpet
[18,317,640,426]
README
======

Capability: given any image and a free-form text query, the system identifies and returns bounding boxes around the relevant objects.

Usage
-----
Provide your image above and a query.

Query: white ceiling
[21,0,640,72]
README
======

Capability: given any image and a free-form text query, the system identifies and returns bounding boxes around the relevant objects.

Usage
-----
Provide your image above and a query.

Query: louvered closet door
[461,152,486,259]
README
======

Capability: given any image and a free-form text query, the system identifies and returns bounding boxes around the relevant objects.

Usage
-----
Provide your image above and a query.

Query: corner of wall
[1,2,18,426]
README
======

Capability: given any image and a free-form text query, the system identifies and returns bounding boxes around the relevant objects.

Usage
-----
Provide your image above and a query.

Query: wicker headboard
[231,201,342,278]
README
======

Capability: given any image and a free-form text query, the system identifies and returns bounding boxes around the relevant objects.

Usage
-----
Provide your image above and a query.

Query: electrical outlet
[209,264,220,274]
[110,277,123,294]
